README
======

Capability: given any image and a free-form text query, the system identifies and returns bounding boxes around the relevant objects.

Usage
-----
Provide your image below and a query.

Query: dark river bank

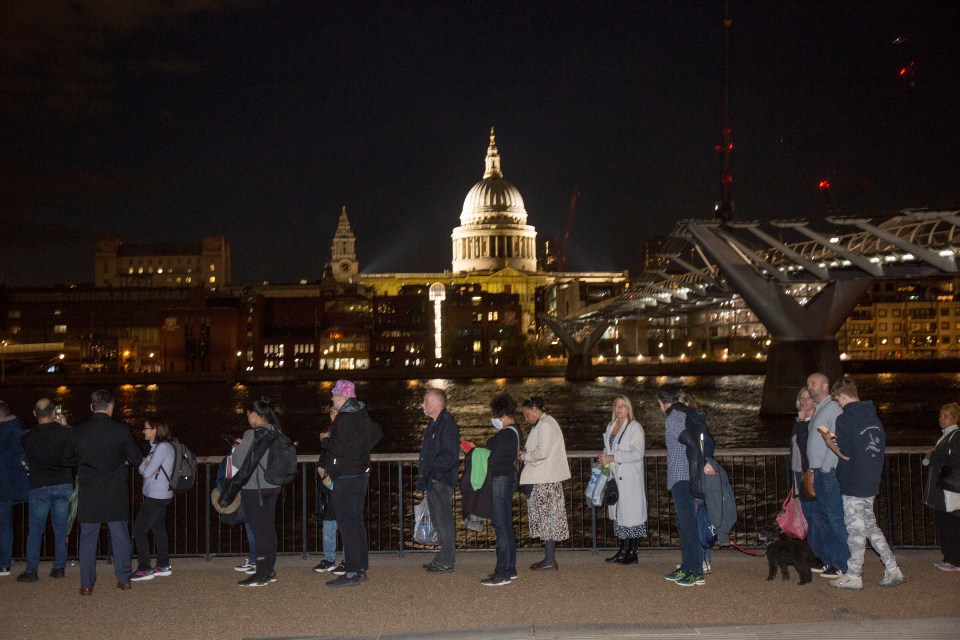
[1,373,956,456]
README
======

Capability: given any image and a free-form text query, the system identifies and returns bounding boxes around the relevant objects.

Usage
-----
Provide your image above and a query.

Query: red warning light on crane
[818,180,831,190]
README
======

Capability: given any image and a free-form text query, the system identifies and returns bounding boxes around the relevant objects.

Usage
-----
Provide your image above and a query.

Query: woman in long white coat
[596,395,647,565]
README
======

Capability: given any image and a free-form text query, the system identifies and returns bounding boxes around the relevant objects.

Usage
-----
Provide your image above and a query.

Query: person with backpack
[131,416,175,581]
[478,393,522,586]
[232,396,284,588]
[658,382,714,587]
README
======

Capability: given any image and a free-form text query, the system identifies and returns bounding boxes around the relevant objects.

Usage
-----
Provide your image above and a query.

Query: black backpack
[260,429,298,486]
[161,439,198,493]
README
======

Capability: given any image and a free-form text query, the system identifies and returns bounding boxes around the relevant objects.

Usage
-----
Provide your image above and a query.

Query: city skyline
[2,1,959,287]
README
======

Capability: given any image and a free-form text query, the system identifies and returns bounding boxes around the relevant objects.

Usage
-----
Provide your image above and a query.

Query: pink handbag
[776,486,808,539]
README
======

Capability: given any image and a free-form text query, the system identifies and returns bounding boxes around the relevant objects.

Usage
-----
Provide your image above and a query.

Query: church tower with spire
[331,206,359,284]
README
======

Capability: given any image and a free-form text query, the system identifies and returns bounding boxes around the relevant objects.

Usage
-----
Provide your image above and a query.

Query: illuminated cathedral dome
[452,129,537,273]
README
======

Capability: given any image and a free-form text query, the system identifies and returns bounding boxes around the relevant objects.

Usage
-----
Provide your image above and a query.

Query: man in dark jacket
[322,380,382,588]
[0,399,29,576]
[69,390,143,595]
[820,377,904,591]
[18,398,74,582]
[416,388,460,573]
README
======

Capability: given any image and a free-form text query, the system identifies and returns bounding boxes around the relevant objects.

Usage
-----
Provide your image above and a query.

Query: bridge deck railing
[9,447,937,561]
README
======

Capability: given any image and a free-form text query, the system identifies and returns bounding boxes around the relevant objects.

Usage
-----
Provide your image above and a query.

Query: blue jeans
[491,475,517,579]
[670,480,703,575]
[813,469,849,573]
[26,483,72,572]
[795,471,823,561]
[322,519,339,563]
[0,499,13,567]
[80,521,133,588]
[427,480,456,567]
[244,522,256,563]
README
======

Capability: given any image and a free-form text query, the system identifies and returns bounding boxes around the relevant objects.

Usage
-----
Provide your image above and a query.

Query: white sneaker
[703,560,712,574]
[234,560,256,573]
[830,573,863,590]
[879,567,904,587]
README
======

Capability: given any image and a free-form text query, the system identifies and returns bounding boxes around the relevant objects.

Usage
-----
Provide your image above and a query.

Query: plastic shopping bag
[585,461,610,507]
[413,498,439,546]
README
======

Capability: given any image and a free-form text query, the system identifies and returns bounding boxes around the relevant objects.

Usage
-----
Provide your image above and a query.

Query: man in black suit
[70,389,143,595]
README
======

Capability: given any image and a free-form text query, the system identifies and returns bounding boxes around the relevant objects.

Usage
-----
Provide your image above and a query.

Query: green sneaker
[676,573,705,586]
[663,570,686,582]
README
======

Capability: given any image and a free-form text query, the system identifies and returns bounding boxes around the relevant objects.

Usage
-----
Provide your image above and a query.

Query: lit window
[11,325,21,334]
[186,277,192,283]
[8,310,21,318]
[138,267,144,274]
[210,263,216,272]
[209,276,216,284]
[473,341,482,352]
[54,324,67,334]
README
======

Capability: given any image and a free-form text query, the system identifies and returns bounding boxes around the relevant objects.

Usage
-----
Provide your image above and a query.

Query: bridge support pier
[762,339,843,414]
[538,313,609,381]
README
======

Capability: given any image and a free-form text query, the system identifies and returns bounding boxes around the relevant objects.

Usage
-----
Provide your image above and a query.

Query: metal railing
[9,447,937,561]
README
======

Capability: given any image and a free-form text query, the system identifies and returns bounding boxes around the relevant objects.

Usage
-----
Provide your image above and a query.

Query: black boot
[605,539,626,563]
[618,538,638,565]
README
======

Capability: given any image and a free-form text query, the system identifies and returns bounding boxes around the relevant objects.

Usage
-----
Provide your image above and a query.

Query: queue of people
[0,376,955,595]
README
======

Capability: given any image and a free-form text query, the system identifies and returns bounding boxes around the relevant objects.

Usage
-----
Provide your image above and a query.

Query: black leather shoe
[16,571,39,583]
[604,548,625,563]
[49,567,66,579]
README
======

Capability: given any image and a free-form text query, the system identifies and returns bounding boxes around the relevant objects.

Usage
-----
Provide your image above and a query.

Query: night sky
[2,1,958,287]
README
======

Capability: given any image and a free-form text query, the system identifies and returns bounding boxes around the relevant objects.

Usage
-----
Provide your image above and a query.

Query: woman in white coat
[596,395,647,565]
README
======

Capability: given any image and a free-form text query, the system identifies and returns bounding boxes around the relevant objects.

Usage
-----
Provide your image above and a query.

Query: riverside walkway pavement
[0,548,956,640]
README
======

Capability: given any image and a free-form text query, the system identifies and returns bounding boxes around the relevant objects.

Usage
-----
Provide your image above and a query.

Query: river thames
[2,372,957,455]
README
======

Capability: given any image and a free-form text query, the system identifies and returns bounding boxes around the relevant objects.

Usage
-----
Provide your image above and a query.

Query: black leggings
[242,488,281,580]
[133,496,172,570]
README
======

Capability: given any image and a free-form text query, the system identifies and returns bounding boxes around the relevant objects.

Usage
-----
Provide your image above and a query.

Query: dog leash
[726,541,766,557]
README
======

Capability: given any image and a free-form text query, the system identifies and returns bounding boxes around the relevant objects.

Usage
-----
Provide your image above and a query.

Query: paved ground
[0,548,956,639]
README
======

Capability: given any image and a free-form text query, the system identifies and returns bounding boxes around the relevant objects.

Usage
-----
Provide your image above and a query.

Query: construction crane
[556,182,579,272]
[715,0,735,222]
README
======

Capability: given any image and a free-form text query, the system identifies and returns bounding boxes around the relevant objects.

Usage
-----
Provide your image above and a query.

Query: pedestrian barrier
[9,447,936,562]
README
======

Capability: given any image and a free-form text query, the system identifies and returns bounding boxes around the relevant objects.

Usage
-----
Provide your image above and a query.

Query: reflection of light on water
[56,385,70,394]
[146,384,158,391]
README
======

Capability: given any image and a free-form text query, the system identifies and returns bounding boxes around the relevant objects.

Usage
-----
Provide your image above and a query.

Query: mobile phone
[55,405,63,419]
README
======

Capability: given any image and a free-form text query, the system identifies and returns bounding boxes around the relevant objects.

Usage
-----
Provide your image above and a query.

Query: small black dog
[760,525,815,585]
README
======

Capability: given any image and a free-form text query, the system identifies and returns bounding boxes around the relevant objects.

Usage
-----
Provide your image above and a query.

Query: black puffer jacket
[322,399,383,478]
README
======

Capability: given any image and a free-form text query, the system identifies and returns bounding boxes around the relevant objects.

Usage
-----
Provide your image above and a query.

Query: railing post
[204,463,211,561]
[397,461,405,558]
[301,463,308,560]
[590,505,597,555]
[884,455,894,541]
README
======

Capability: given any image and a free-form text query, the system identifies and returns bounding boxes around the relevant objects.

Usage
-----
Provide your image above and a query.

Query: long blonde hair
[610,395,634,425]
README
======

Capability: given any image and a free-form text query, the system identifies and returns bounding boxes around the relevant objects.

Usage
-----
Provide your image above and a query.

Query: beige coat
[519,413,571,484]
[603,419,647,527]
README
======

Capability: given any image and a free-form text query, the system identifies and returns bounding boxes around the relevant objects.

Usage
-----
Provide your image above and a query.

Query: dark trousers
[491,475,517,579]
[79,521,132,588]
[935,508,960,565]
[670,480,703,575]
[427,479,456,567]
[242,488,280,580]
[133,496,172,570]
[331,474,369,574]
